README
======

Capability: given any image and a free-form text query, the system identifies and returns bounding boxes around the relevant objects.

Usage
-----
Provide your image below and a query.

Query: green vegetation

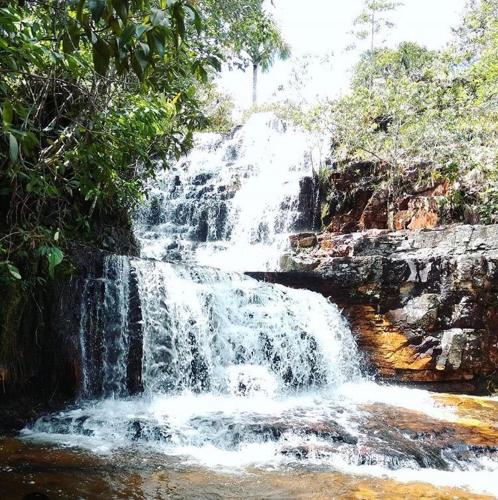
[313,0,498,228]
[0,0,273,284]
[199,0,291,104]
[241,13,290,105]
[1,0,496,283]
[349,0,403,53]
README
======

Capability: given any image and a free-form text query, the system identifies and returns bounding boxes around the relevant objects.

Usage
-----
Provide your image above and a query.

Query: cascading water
[77,255,143,398]
[134,112,321,271]
[134,260,361,394]
[21,113,498,497]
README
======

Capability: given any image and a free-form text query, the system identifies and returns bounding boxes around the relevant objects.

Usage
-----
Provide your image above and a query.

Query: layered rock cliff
[248,225,498,393]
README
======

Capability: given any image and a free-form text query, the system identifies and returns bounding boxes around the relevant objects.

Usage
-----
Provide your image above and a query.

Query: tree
[236,13,290,104]
[197,0,290,104]
[0,0,270,283]
[350,1,403,53]
[249,17,290,105]
[352,41,436,88]
[454,0,498,60]
[328,32,498,228]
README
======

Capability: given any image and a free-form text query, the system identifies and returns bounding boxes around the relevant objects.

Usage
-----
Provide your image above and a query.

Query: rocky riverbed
[2,392,498,499]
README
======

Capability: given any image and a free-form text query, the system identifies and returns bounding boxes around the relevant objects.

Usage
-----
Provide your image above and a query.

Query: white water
[133,260,360,394]
[134,112,321,271]
[78,255,133,398]
[23,114,498,497]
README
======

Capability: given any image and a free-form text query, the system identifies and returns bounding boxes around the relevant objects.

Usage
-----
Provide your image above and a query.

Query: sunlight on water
[22,382,498,496]
[134,112,323,271]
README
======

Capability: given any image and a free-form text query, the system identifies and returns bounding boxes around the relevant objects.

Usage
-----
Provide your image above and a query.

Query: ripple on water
[17,383,498,498]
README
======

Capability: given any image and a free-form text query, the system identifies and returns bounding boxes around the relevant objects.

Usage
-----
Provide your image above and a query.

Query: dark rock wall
[0,225,141,431]
[0,249,102,430]
[249,225,498,394]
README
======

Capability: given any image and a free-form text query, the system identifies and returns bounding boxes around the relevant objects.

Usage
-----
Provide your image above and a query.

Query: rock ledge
[248,225,498,393]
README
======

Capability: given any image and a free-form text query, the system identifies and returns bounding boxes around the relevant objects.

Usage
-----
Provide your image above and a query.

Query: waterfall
[23,114,498,496]
[134,112,321,271]
[77,257,361,399]
[78,255,142,398]
[134,260,361,394]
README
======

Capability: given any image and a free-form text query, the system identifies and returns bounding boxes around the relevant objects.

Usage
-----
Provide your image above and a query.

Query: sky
[218,0,468,109]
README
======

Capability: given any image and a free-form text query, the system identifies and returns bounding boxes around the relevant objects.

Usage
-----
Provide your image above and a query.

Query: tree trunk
[371,11,375,53]
[387,199,396,231]
[252,64,258,106]
[370,11,375,89]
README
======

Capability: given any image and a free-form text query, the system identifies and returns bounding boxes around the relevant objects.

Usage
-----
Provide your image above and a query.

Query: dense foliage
[321,0,498,227]
[0,0,271,283]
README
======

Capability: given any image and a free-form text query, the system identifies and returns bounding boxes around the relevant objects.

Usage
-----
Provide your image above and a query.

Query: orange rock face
[273,225,498,393]
[395,196,439,231]
[320,161,450,234]
[342,304,480,385]
[344,305,433,379]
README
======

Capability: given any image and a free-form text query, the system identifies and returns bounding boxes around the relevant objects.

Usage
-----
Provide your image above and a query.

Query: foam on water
[23,383,498,496]
[134,112,322,271]
[22,114,498,497]
[132,260,361,393]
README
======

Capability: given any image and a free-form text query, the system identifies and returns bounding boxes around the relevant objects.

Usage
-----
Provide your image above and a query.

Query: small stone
[298,235,317,248]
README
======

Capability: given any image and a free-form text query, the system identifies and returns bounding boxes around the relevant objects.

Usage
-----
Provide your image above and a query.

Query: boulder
[387,294,439,331]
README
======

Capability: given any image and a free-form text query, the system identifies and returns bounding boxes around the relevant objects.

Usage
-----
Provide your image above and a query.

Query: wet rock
[289,233,318,249]
[450,296,481,329]
[436,329,476,371]
[305,423,358,445]
[250,224,498,393]
[293,176,320,231]
[388,294,439,331]
[356,401,498,471]
[280,445,314,459]
[320,161,454,232]
[127,420,172,442]
[192,173,214,185]
[279,253,319,272]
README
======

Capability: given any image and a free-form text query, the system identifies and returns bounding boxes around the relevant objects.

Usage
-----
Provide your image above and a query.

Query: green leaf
[207,56,221,72]
[192,61,207,82]
[151,7,168,27]
[38,246,64,279]
[172,3,185,40]
[112,0,129,23]
[147,30,164,57]
[131,45,149,80]
[120,23,136,46]
[92,38,111,75]
[9,133,18,162]
[7,263,21,280]
[184,4,202,35]
[2,100,13,128]
[63,21,80,53]
[76,0,86,21]
[131,0,144,9]
[135,24,149,40]
[47,248,64,278]
[88,0,106,22]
